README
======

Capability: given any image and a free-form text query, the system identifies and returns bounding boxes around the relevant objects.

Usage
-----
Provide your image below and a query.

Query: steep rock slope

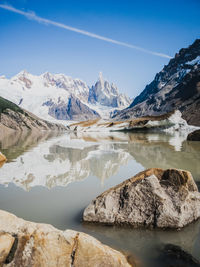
[0,96,67,133]
[114,39,200,126]
[45,95,100,121]
[0,71,130,121]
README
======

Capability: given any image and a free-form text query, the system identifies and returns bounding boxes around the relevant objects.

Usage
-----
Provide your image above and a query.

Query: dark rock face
[83,168,200,228]
[47,96,100,121]
[187,129,200,141]
[114,39,200,126]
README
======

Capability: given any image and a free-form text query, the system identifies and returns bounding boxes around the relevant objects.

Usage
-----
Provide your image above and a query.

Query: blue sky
[0,0,199,97]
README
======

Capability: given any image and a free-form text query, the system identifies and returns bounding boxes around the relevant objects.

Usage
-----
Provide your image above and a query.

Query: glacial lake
[0,130,200,266]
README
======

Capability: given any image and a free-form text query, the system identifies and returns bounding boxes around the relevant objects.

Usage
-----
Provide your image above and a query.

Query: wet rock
[187,129,200,141]
[152,244,200,267]
[83,168,200,228]
[0,210,132,267]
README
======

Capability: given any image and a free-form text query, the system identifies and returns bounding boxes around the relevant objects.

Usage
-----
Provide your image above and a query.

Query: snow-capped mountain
[114,39,200,126]
[0,71,131,122]
[89,72,131,107]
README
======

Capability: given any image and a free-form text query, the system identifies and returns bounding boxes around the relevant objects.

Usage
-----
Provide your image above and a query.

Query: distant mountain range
[0,71,131,121]
[114,39,200,126]
[0,39,199,126]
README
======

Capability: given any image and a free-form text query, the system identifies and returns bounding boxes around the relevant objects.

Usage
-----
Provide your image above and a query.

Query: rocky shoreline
[1,162,200,265]
[69,110,198,134]
[0,210,132,267]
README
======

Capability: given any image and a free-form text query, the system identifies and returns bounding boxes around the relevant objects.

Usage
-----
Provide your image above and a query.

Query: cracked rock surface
[83,168,200,228]
[0,210,132,267]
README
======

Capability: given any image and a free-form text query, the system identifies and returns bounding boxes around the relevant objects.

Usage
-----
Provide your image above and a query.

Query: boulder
[187,129,200,141]
[83,168,200,228]
[0,210,132,267]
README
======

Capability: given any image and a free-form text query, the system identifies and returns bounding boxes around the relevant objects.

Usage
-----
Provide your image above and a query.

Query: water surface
[0,130,200,266]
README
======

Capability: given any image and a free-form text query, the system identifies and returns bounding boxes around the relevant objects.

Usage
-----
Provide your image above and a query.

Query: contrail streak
[0,4,172,59]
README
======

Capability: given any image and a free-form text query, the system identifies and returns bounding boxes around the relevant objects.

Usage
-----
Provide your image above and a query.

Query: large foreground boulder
[187,129,200,141]
[0,210,132,267]
[83,168,200,228]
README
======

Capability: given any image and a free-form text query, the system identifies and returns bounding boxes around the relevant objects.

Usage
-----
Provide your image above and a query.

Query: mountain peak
[114,39,200,126]
[99,71,103,80]
[18,70,29,76]
[42,71,51,76]
[41,71,54,81]
[88,73,131,108]
[98,72,105,87]
[0,70,131,121]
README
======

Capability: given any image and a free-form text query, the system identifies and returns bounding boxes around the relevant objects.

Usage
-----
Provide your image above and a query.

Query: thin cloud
[0,4,172,59]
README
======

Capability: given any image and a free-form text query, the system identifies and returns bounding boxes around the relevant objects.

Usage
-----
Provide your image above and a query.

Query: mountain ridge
[0,71,131,122]
[0,95,67,133]
[113,39,200,126]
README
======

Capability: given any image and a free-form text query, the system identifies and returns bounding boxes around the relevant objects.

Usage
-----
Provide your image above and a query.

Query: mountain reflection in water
[0,130,200,191]
[0,130,200,267]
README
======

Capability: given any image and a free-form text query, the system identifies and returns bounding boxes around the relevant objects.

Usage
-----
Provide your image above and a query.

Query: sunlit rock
[83,168,200,228]
[0,210,132,267]
[69,110,194,133]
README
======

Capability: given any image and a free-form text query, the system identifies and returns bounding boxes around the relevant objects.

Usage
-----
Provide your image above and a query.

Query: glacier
[0,71,131,122]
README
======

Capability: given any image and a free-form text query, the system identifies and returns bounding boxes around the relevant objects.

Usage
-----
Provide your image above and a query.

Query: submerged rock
[152,244,200,267]
[187,129,200,141]
[0,210,132,267]
[83,168,200,228]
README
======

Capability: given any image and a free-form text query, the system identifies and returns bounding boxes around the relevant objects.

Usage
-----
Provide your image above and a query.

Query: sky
[0,0,199,97]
